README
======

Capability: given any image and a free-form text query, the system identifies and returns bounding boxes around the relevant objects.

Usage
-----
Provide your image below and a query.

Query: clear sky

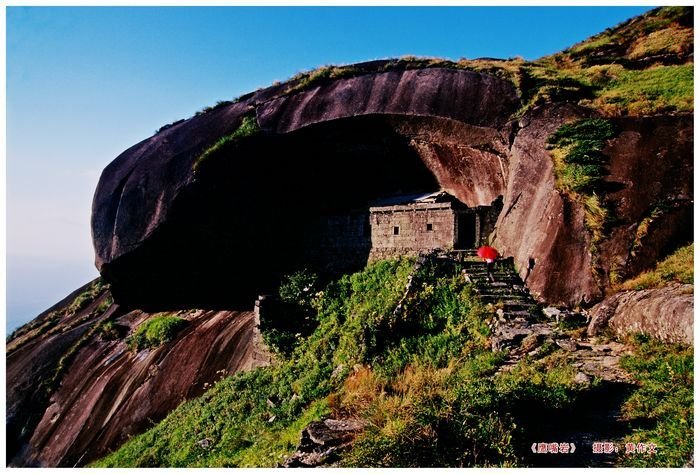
[6,5,654,333]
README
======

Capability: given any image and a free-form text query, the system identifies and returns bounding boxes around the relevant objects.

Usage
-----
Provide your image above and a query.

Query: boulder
[587,283,693,345]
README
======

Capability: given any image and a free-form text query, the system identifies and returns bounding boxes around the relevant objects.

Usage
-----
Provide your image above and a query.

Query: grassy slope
[619,335,693,467]
[93,258,693,467]
[94,258,582,467]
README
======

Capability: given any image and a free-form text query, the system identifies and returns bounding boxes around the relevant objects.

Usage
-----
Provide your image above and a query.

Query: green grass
[126,315,187,352]
[285,65,362,95]
[96,320,121,341]
[192,115,260,171]
[619,244,693,291]
[67,279,109,314]
[194,100,235,117]
[547,118,617,195]
[618,334,693,467]
[7,279,111,352]
[593,64,693,116]
[94,258,418,467]
[151,7,691,158]
[340,347,594,467]
[93,258,599,468]
[91,258,694,468]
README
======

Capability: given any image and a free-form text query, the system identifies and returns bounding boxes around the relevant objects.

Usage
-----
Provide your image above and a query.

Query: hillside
[7,7,693,468]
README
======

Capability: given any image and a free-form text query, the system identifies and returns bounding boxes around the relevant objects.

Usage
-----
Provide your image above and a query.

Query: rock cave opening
[102,114,507,310]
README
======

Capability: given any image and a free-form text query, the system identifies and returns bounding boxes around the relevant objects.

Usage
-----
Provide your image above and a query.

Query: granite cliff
[7,7,693,467]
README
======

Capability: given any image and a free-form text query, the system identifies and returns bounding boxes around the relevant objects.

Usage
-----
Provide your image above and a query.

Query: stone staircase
[459,256,538,320]
[439,251,552,356]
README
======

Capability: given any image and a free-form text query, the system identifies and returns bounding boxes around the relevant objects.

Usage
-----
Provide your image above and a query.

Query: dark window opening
[426,223,433,232]
[393,226,400,235]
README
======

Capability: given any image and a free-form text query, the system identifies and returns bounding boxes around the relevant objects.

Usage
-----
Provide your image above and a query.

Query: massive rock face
[493,106,693,305]
[92,67,520,308]
[91,63,692,308]
[6,288,269,467]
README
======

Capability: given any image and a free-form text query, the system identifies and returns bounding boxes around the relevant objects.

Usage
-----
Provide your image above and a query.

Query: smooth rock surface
[7,288,270,467]
[587,283,693,345]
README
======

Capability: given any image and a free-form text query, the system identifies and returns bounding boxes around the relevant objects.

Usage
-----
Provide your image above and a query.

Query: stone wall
[368,204,456,261]
[303,213,371,273]
[253,295,276,365]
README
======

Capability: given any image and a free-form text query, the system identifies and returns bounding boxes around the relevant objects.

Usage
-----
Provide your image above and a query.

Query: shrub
[126,315,187,352]
[278,269,318,309]
[259,270,320,357]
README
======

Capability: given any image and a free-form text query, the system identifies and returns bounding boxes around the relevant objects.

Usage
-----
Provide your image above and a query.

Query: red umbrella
[477,246,499,262]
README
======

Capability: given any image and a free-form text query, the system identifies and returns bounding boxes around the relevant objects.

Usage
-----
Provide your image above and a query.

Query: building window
[393,226,400,235]
[426,223,433,232]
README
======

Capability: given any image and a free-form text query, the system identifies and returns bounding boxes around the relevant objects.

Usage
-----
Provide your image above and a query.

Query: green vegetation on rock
[95,320,121,341]
[619,244,693,291]
[619,334,693,467]
[548,118,616,195]
[547,118,617,264]
[593,64,693,116]
[193,115,260,171]
[67,279,110,314]
[126,315,187,352]
[91,257,694,468]
[176,6,691,150]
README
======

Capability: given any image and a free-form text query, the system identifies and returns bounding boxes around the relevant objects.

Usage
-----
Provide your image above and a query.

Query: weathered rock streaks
[91,63,692,308]
[7,293,269,467]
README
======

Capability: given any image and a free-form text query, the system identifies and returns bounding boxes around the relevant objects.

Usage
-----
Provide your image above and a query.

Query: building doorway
[455,213,477,249]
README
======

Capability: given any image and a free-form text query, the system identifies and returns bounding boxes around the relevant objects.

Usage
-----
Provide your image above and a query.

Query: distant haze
[6,6,653,334]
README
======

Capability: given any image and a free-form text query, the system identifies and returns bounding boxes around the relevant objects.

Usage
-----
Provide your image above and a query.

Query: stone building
[368,191,499,261]
[304,191,500,271]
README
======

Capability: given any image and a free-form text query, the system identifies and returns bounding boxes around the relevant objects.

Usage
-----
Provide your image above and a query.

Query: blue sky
[6,6,654,332]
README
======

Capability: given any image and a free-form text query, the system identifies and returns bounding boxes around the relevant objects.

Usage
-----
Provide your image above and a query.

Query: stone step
[502,310,536,319]
[476,288,520,293]
[480,295,535,303]
[479,294,532,301]
[469,278,522,284]
[465,271,520,277]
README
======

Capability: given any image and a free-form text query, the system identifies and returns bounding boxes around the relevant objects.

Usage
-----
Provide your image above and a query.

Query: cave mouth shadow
[107,115,442,310]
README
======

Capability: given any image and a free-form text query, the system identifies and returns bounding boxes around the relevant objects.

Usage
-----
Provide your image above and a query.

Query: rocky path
[448,252,636,467]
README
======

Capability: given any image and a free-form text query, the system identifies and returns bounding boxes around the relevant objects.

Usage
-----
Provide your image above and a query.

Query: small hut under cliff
[367,191,498,261]
[303,191,500,271]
